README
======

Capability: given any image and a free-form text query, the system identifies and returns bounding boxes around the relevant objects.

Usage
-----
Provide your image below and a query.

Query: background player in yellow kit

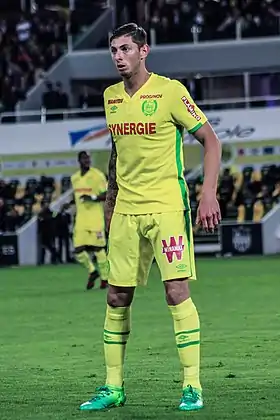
[71,151,108,290]
[80,24,221,411]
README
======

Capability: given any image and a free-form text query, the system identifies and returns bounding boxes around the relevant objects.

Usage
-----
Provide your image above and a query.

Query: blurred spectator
[79,85,91,109]
[218,168,235,218]
[272,181,280,203]
[41,80,69,117]
[55,203,72,263]
[0,8,66,118]
[116,0,142,25]
[144,0,280,44]
[55,81,69,109]
[42,81,56,110]
[38,202,59,264]
[0,197,7,232]
[0,180,7,198]
[4,207,22,232]
[0,0,107,118]
[16,15,32,42]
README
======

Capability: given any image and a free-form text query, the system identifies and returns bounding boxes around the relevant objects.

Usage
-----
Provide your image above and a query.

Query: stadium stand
[143,0,280,44]
[0,0,107,116]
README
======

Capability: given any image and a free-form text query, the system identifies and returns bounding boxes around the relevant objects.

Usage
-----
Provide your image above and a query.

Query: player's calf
[74,246,99,290]
[165,278,202,408]
[95,247,109,289]
[87,270,99,290]
[80,286,134,411]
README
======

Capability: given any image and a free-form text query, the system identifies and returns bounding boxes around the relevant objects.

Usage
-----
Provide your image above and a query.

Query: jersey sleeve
[103,87,110,119]
[95,170,107,194]
[170,80,207,133]
[99,173,107,194]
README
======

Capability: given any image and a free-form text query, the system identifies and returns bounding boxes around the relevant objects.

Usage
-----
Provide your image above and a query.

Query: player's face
[79,154,91,170]
[110,35,149,78]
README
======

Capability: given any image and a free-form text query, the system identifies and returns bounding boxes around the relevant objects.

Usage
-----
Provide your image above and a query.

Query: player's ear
[140,44,150,60]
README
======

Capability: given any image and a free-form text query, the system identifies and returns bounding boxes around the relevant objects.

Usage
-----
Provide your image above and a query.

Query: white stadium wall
[1,107,280,181]
[1,108,280,156]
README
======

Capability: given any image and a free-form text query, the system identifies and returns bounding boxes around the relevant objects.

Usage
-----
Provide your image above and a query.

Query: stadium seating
[0,175,71,231]
[1,163,279,233]
[189,163,280,231]
[0,0,106,115]
[144,0,280,44]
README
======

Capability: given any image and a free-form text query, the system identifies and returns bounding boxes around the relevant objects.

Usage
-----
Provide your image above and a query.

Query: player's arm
[80,192,106,202]
[94,171,108,202]
[193,123,221,231]
[80,175,107,203]
[171,81,221,232]
[104,136,118,232]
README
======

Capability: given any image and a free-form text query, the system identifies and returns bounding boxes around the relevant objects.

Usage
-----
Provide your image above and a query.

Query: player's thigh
[73,227,88,249]
[108,213,154,287]
[89,230,106,248]
[152,211,196,281]
[73,227,106,248]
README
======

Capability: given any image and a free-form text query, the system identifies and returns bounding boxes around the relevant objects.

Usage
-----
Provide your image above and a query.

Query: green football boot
[179,385,203,411]
[79,385,126,411]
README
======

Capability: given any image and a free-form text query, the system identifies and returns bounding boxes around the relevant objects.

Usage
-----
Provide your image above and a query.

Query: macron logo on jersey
[181,96,201,121]
[109,122,156,136]
[140,94,162,99]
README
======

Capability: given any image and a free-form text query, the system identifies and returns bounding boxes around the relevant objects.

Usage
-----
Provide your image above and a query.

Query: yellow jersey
[103,73,207,214]
[71,167,107,230]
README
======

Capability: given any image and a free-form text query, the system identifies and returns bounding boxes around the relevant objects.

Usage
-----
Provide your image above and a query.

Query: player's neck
[123,69,151,97]
[80,167,90,176]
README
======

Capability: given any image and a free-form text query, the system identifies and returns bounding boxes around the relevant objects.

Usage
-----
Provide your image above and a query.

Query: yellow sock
[75,251,95,274]
[169,298,201,390]
[104,305,131,387]
[95,249,109,281]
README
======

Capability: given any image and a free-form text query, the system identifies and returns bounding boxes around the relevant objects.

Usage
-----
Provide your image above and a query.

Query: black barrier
[0,234,19,266]
[221,223,263,256]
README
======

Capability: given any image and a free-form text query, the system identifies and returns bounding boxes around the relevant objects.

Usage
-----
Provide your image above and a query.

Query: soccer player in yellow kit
[80,24,221,411]
[71,151,108,290]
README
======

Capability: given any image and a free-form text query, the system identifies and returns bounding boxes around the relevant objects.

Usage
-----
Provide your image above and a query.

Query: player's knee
[95,248,107,260]
[107,285,135,307]
[164,279,190,306]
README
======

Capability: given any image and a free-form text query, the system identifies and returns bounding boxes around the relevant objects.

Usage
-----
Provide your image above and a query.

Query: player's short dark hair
[109,23,147,47]
[77,151,89,161]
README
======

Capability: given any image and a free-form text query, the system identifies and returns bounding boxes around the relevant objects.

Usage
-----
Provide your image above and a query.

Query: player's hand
[80,194,96,202]
[196,192,221,233]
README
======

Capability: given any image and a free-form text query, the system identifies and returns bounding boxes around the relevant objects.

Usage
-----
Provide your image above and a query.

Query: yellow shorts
[73,226,106,248]
[108,211,196,287]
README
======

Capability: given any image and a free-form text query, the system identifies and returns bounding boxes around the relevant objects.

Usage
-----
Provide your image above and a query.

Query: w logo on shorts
[162,236,185,263]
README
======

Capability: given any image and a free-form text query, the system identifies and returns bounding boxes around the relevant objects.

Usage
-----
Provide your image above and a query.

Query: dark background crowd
[142,0,280,43]
[115,0,280,43]
[0,8,66,115]
[0,0,105,116]
[1,164,280,242]
[0,176,74,264]
[1,0,280,117]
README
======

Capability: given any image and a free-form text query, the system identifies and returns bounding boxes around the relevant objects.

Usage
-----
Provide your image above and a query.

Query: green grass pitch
[1,256,280,420]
